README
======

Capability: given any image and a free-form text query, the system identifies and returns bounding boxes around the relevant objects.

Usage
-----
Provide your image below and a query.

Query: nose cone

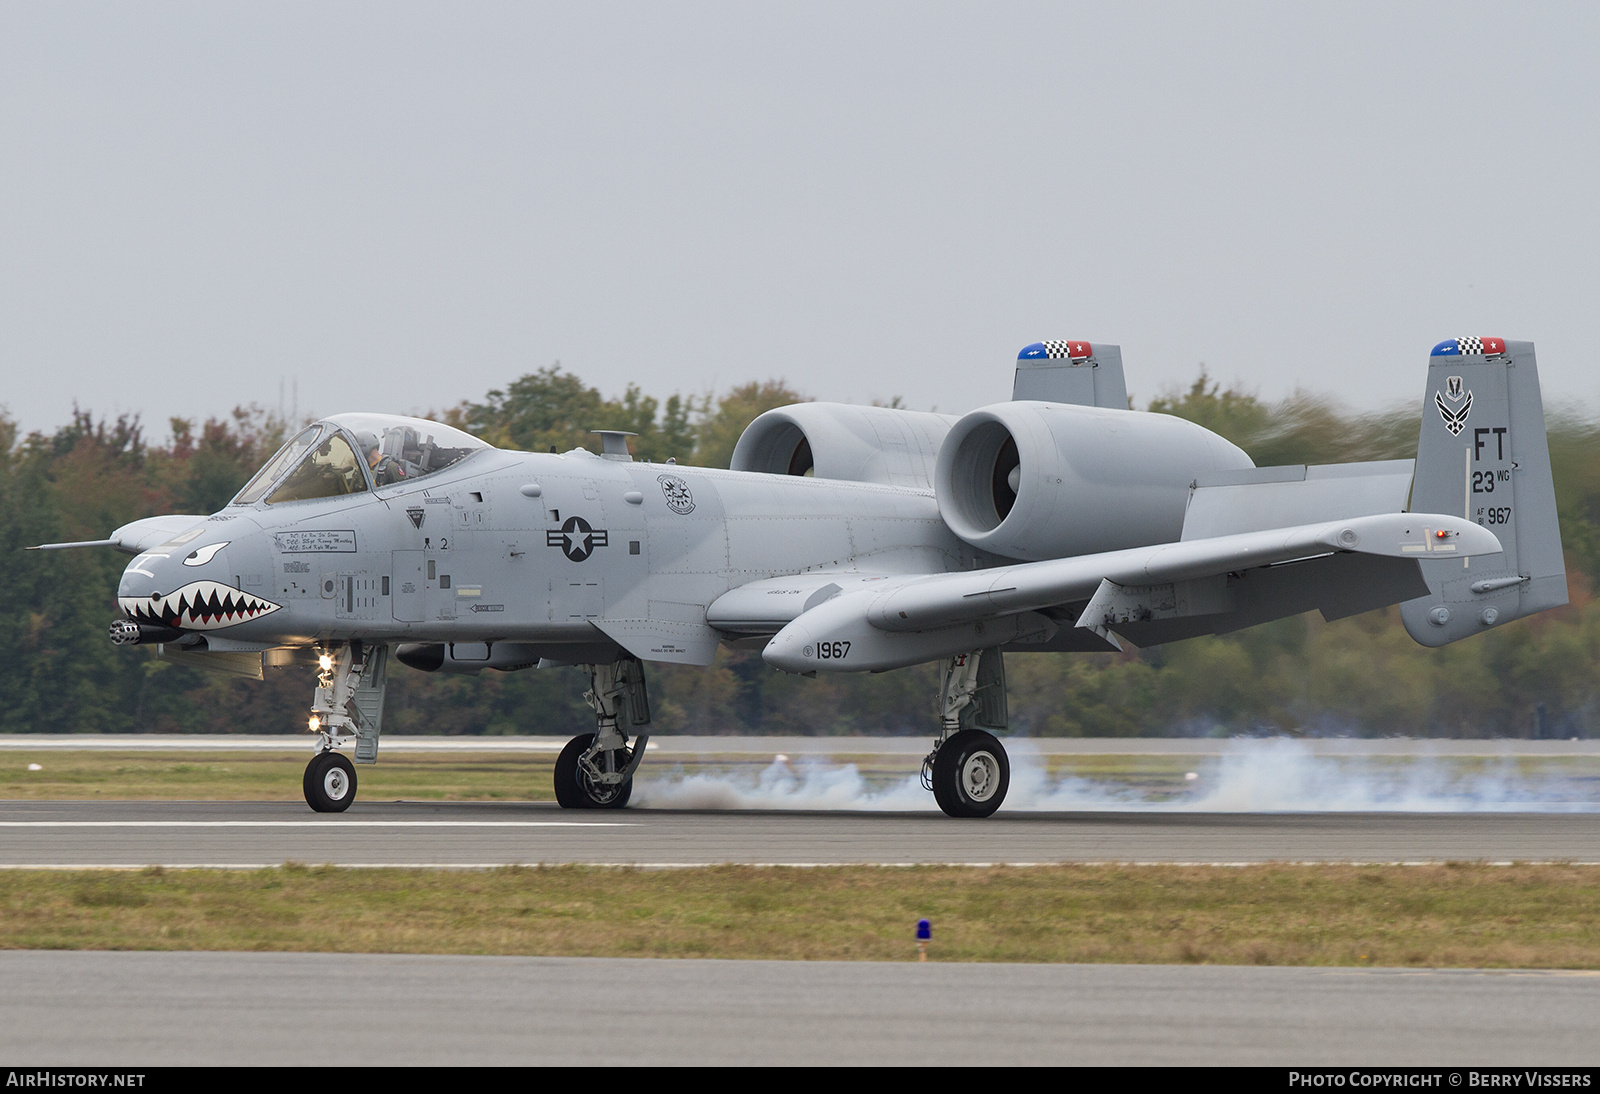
[117,537,281,631]
[117,546,182,600]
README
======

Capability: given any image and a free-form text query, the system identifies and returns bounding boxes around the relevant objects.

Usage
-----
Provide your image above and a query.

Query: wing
[750,512,1502,673]
[866,511,1496,631]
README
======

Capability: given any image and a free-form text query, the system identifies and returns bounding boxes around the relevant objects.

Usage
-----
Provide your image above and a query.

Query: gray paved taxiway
[2,952,1596,1065]
[1,800,1597,866]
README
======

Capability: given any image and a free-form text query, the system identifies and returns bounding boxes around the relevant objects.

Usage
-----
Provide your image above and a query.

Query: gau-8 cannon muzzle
[108,619,184,646]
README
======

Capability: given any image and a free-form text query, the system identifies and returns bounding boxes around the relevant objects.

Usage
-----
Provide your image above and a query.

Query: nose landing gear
[554,657,651,809]
[304,750,357,813]
[301,642,389,812]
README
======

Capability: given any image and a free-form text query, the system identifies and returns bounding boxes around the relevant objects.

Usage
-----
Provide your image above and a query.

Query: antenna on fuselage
[591,431,638,462]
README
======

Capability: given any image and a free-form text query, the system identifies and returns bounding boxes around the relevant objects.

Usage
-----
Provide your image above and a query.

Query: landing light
[318,654,334,671]
[308,715,321,733]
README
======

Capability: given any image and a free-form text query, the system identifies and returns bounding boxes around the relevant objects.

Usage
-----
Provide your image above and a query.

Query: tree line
[2,367,1597,737]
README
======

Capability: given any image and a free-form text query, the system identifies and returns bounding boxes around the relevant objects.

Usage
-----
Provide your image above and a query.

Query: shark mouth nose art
[118,580,281,631]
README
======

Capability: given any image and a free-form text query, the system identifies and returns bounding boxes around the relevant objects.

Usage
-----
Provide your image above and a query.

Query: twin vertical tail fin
[1400,338,1568,646]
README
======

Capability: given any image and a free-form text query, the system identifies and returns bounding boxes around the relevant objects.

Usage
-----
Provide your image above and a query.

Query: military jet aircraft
[35,338,1567,817]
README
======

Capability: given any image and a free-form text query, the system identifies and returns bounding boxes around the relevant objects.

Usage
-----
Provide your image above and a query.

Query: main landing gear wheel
[554,733,634,810]
[931,729,1009,818]
[304,751,357,813]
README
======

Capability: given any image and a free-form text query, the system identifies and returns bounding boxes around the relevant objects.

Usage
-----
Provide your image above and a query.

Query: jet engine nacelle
[934,402,1254,561]
[730,403,957,489]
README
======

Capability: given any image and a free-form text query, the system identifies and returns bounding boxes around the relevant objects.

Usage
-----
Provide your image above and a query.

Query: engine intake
[731,403,956,488]
[935,402,1253,561]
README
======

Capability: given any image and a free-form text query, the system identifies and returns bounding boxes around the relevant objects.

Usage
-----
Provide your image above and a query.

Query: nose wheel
[304,751,358,812]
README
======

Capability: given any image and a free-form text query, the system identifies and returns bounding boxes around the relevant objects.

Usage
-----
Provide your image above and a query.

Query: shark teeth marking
[118,580,282,632]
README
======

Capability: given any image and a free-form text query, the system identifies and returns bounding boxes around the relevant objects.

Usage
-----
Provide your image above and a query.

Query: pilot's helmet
[353,431,380,457]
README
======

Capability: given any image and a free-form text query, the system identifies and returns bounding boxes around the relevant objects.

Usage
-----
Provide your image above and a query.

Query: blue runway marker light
[916,918,931,961]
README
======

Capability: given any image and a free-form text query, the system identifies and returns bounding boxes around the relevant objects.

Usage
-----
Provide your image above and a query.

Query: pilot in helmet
[356,431,408,487]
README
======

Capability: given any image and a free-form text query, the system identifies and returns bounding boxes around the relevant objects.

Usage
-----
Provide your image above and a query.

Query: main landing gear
[555,657,651,809]
[302,641,390,813]
[922,649,1011,818]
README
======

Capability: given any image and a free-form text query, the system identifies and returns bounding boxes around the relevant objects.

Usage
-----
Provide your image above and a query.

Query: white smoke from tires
[633,738,1599,813]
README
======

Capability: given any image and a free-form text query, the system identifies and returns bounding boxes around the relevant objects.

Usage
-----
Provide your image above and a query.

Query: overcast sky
[2,2,1596,437]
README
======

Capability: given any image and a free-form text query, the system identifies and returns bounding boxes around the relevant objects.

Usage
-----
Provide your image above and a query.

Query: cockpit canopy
[231,414,491,506]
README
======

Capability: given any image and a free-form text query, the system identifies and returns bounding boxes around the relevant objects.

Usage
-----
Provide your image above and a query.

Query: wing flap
[1181,460,1415,541]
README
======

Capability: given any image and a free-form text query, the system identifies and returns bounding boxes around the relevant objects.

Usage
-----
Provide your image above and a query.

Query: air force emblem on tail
[1435,375,1472,437]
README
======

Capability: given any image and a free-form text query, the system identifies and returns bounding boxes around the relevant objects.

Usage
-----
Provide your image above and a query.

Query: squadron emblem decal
[1435,375,1472,437]
[547,516,609,562]
[658,475,695,514]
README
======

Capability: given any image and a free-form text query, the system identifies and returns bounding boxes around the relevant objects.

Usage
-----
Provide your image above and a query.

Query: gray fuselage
[117,447,983,657]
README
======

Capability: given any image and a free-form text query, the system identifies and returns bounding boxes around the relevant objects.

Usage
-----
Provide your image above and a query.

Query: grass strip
[3,863,1598,967]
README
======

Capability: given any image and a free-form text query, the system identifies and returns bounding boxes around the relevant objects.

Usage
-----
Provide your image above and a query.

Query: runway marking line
[0,821,635,828]
[0,861,1596,870]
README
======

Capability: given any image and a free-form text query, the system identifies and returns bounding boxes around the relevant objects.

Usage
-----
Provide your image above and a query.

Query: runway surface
[2,951,1596,1065]
[2,800,1598,866]
[1,734,1595,755]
